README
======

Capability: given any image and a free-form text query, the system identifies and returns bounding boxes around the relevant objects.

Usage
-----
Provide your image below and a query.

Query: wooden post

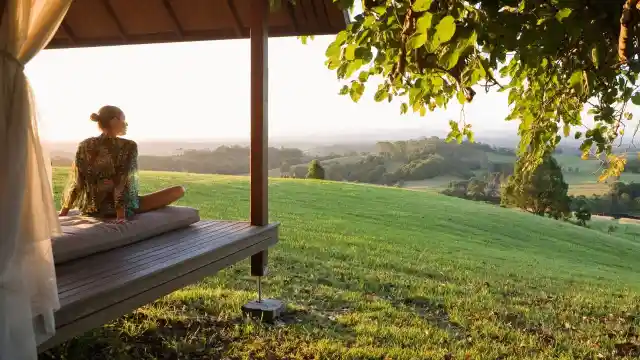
[249,0,269,278]
[243,0,284,321]
[251,250,268,277]
[250,0,268,228]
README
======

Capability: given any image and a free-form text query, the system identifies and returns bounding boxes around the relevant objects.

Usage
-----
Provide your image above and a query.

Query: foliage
[47,168,640,359]
[502,155,571,219]
[574,206,592,227]
[466,177,487,200]
[395,154,445,179]
[322,0,640,180]
[134,146,305,176]
[570,181,640,217]
[441,175,505,205]
[288,137,518,186]
[306,159,326,179]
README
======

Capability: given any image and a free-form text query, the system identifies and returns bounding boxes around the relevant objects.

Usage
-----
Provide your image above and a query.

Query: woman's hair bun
[90,113,100,122]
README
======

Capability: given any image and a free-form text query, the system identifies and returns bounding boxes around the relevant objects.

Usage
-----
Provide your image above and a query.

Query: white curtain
[0,0,72,359]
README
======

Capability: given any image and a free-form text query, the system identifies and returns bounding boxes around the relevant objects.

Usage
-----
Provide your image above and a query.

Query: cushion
[53,206,200,264]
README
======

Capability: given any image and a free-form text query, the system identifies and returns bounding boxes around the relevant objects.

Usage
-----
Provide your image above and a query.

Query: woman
[59,105,185,223]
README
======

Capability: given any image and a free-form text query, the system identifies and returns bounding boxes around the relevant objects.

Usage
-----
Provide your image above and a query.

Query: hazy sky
[26,35,520,142]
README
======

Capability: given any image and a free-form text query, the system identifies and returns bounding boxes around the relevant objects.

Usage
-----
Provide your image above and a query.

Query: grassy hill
[46,169,640,359]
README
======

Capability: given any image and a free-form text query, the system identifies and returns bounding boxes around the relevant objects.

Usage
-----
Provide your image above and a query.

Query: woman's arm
[113,141,138,220]
[60,144,86,216]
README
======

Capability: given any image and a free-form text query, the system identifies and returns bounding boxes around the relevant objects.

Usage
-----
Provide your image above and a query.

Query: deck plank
[59,223,266,303]
[57,222,247,289]
[39,220,279,352]
[56,221,232,282]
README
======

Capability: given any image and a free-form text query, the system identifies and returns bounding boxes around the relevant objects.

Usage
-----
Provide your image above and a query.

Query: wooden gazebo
[1,0,348,353]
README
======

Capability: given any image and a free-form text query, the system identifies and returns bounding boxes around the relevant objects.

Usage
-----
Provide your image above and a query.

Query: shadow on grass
[39,298,358,360]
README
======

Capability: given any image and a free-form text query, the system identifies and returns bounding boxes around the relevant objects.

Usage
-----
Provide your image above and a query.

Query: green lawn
[44,169,640,359]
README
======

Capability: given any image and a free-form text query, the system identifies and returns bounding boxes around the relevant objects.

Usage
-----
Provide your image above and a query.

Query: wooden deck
[38,220,279,352]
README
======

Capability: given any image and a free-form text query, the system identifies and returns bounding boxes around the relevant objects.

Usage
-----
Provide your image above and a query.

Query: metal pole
[257,276,262,303]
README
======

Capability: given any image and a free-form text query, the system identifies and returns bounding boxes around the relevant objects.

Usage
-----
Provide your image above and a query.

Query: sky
[26,35,518,142]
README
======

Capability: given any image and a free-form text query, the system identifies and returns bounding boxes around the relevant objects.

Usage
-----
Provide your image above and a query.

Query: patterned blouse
[62,135,140,218]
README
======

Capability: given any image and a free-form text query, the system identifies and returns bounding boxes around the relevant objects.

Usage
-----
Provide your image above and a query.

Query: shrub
[306,160,325,180]
[574,207,592,227]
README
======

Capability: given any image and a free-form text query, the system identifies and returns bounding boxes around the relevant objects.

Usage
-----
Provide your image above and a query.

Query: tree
[466,177,487,200]
[574,206,592,227]
[501,155,571,219]
[280,161,292,175]
[317,0,639,180]
[306,160,326,179]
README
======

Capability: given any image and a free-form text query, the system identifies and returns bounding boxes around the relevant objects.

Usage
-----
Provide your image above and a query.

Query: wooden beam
[46,24,320,50]
[61,20,78,44]
[298,0,319,32]
[250,0,268,227]
[308,0,321,31]
[227,0,244,37]
[161,0,184,40]
[251,249,268,276]
[297,0,309,23]
[0,0,6,28]
[316,0,332,29]
[285,0,300,33]
[100,0,128,41]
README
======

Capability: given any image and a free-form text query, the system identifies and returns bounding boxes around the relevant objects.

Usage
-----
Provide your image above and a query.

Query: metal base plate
[241,299,285,323]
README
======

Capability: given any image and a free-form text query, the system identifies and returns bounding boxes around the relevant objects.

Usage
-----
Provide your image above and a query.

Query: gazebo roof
[46,0,349,49]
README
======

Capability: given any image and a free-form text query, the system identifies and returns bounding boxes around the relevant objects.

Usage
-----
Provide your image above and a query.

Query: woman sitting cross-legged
[59,105,185,223]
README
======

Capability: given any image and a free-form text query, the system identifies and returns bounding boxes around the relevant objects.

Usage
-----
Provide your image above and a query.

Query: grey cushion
[53,206,200,264]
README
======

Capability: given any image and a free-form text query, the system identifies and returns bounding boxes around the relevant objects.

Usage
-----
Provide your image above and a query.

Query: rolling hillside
[46,169,640,359]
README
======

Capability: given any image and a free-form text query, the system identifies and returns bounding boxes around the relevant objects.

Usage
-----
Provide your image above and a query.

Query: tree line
[283,137,516,185]
[51,145,336,176]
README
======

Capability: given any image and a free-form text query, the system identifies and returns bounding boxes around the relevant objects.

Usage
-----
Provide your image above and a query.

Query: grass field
[44,168,640,359]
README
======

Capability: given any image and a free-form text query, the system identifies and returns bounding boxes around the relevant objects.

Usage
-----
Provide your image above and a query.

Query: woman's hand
[58,208,69,217]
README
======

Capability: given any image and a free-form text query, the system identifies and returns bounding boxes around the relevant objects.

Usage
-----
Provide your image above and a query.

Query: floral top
[62,135,140,218]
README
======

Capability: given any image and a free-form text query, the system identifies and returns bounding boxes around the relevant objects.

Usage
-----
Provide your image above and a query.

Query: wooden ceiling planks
[46,0,348,49]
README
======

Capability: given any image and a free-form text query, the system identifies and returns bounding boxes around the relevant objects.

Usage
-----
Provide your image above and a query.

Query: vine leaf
[432,16,456,48]
[407,33,427,49]
[416,13,434,33]
[349,82,364,102]
[569,71,583,95]
[344,44,357,60]
[412,0,433,12]
[555,8,572,22]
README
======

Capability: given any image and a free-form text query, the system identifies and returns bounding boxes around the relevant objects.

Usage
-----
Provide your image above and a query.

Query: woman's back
[63,134,139,217]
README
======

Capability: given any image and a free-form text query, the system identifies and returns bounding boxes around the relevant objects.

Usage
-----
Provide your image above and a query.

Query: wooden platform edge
[38,225,279,352]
